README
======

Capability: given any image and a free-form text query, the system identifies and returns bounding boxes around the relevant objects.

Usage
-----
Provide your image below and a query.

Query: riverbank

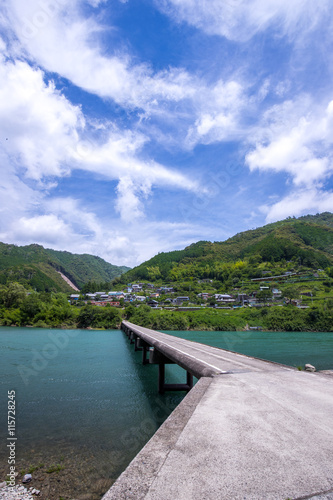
[124,305,333,332]
[0,443,114,500]
[2,302,333,332]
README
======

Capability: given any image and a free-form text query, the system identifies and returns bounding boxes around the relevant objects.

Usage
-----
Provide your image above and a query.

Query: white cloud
[186,80,246,146]
[0,41,204,236]
[0,47,207,264]
[2,193,216,266]
[262,188,333,223]
[3,0,197,109]
[246,96,333,187]
[1,0,250,150]
[115,177,149,222]
[0,54,83,181]
[70,129,201,192]
[156,0,329,42]
[246,95,333,227]
[0,151,42,241]
[0,36,209,265]
[10,215,71,244]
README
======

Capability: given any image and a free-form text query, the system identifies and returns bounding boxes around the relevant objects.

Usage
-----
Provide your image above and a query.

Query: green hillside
[0,243,130,292]
[115,213,333,285]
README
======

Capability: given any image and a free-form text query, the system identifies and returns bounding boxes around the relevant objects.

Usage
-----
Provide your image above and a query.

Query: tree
[256,289,273,305]
[283,286,300,302]
[147,266,162,281]
[20,293,43,322]
[125,305,136,319]
[4,282,27,308]
[77,305,96,328]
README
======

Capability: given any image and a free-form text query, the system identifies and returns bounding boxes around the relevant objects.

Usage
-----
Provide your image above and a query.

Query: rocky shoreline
[0,443,115,500]
[0,483,40,499]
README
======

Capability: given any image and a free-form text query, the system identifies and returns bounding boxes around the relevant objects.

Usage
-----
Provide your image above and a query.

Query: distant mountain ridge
[0,243,130,292]
[2,212,333,292]
[116,212,333,284]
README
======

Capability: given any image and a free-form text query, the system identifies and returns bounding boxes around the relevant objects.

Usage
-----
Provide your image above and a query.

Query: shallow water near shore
[0,327,332,499]
[0,328,185,499]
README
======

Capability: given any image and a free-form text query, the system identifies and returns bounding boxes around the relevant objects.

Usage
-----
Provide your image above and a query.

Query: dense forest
[0,243,130,292]
[115,213,333,285]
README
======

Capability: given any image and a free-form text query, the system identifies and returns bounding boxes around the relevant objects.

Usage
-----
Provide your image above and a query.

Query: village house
[98,294,109,300]
[215,294,235,303]
[108,291,125,299]
[134,295,146,302]
[123,293,135,302]
[156,286,174,294]
[147,299,159,307]
[237,294,249,304]
[197,292,211,300]
[70,294,80,301]
[90,301,120,307]
[174,296,190,305]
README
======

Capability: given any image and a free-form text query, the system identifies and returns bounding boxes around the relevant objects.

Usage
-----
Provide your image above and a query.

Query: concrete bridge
[103,321,333,500]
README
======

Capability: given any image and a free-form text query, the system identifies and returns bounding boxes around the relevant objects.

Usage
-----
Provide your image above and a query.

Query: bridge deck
[122,320,295,377]
[103,322,333,500]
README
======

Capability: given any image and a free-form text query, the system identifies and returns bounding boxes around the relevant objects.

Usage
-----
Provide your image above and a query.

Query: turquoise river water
[0,327,332,499]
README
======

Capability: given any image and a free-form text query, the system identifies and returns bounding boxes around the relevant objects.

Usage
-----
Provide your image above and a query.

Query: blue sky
[1,0,333,267]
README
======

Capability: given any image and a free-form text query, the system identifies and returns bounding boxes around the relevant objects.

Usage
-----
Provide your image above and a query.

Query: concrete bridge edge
[102,376,214,500]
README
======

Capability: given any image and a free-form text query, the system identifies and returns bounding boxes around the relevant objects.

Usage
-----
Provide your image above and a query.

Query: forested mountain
[115,213,333,284]
[2,213,333,293]
[0,243,130,292]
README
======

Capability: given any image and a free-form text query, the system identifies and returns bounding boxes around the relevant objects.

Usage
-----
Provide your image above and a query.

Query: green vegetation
[46,464,65,474]
[124,303,333,332]
[0,282,332,331]
[116,213,333,286]
[0,283,122,329]
[28,463,44,474]
[0,242,130,292]
[1,213,333,332]
[124,305,242,331]
[77,304,122,329]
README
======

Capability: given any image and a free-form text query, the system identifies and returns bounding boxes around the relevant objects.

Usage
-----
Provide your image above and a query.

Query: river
[0,327,332,499]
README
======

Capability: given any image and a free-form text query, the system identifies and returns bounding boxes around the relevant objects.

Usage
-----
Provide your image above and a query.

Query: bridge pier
[123,324,194,393]
[136,339,151,364]
[158,364,193,394]
[142,343,150,365]
[134,337,142,352]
